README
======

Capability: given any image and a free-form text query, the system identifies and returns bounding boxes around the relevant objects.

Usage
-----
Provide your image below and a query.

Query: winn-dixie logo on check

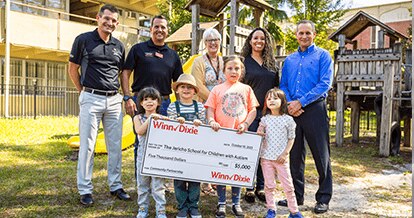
[153,120,199,135]
[211,171,251,183]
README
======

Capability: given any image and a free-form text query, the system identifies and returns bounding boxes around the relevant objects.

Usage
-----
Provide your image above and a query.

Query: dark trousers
[246,111,264,192]
[290,100,332,204]
[174,180,200,210]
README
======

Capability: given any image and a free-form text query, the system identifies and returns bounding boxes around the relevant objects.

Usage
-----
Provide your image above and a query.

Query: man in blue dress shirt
[279,20,333,214]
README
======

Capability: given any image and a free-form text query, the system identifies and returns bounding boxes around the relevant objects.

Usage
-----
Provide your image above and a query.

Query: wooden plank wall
[335,43,402,157]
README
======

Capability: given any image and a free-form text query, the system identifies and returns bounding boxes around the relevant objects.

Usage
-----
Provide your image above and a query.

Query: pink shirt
[205,81,259,129]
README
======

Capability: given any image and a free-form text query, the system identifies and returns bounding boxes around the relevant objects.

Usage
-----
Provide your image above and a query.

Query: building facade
[0,0,159,117]
[340,1,411,49]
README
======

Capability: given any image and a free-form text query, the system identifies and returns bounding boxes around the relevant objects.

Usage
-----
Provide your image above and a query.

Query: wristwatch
[123,95,132,102]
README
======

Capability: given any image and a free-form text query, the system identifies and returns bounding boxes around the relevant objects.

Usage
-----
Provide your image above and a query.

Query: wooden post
[403,117,411,147]
[220,12,228,56]
[350,101,360,143]
[335,34,346,146]
[191,4,200,56]
[379,57,397,156]
[229,0,237,55]
[336,83,345,146]
[404,49,412,147]
[253,8,264,27]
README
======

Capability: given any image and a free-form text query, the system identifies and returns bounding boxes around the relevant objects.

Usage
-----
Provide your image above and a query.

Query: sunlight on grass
[0,117,411,217]
[0,117,79,146]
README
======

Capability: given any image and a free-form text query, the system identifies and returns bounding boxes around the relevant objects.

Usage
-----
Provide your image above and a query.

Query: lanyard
[206,54,220,80]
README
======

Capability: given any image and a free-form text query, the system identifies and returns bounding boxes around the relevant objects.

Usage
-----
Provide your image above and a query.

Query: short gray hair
[203,28,222,43]
[296,20,316,32]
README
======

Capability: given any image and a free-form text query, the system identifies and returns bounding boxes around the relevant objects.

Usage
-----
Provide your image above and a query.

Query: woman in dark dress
[241,27,279,203]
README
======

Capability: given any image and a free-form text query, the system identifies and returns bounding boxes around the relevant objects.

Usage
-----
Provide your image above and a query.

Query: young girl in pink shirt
[205,55,259,218]
[257,88,303,218]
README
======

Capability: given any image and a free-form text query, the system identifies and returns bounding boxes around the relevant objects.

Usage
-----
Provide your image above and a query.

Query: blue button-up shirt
[280,44,333,107]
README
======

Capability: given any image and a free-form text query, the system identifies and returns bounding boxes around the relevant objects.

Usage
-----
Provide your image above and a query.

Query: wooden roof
[166,21,220,44]
[329,11,408,43]
[70,0,160,16]
[184,0,274,17]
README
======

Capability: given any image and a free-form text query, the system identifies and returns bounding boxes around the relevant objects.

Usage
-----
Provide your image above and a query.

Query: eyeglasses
[206,38,220,43]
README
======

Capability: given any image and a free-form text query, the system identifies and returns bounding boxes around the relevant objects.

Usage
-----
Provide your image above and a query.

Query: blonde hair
[222,55,245,81]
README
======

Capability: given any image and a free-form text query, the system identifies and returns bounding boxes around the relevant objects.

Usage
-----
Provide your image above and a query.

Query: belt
[83,87,118,96]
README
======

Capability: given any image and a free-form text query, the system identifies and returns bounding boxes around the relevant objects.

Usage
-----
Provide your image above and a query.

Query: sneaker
[231,204,244,217]
[136,207,149,218]
[243,191,255,203]
[176,208,188,218]
[215,204,226,218]
[255,190,266,202]
[189,208,202,218]
[265,209,276,218]
[288,211,304,218]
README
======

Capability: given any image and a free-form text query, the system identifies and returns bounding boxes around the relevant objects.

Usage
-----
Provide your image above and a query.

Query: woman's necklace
[206,53,220,80]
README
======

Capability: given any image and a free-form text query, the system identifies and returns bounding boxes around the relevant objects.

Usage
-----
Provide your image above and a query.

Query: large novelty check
[141,118,263,188]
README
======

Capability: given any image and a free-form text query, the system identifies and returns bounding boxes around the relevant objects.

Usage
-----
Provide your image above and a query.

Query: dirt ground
[241,149,412,218]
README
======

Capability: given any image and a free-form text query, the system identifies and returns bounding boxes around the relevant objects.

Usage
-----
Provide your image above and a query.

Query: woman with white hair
[191,28,225,196]
[192,28,226,102]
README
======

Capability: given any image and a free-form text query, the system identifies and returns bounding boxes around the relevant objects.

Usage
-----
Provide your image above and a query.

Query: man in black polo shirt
[121,15,183,117]
[68,4,130,206]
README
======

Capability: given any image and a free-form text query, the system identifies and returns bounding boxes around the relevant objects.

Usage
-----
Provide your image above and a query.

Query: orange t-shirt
[205,81,259,129]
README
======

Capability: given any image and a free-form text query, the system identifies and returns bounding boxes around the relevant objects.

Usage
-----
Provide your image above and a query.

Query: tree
[157,0,215,60]
[238,0,288,43]
[284,0,349,54]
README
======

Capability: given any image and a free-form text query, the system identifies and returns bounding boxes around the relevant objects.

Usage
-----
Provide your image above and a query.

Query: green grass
[0,117,411,217]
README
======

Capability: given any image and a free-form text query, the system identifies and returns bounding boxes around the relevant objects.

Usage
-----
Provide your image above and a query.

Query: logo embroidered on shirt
[145,52,154,57]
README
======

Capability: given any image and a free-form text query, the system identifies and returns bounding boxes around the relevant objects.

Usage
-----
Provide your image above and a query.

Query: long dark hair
[136,87,162,115]
[262,88,288,116]
[240,27,277,73]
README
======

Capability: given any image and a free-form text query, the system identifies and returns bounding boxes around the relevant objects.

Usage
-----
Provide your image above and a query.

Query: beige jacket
[191,55,224,102]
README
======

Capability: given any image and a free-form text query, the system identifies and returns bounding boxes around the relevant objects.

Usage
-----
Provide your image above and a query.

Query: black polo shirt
[124,39,183,96]
[69,29,125,91]
[243,55,279,110]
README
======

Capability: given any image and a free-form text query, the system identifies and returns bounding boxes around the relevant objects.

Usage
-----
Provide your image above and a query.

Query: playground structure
[329,11,411,156]
[178,0,273,55]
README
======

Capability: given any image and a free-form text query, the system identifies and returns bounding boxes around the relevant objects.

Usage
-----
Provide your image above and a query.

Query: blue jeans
[174,180,200,210]
[217,185,241,204]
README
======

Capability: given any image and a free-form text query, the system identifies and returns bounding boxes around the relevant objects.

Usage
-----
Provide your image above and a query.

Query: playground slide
[67,54,200,153]
[67,115,135,154]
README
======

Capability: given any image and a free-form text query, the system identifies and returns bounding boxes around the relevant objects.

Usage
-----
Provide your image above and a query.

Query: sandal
[244,191,255,203]
[201,183,217,196]
[202,187,216,196]
[255,189,266,202]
